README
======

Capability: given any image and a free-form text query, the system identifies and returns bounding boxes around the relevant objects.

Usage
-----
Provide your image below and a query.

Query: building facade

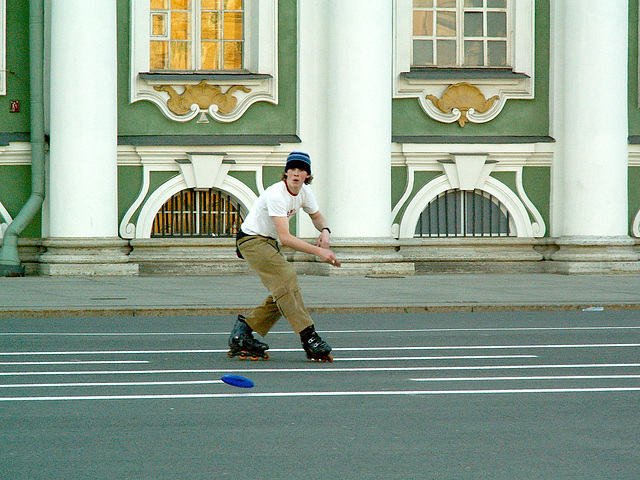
[0,0,639,276]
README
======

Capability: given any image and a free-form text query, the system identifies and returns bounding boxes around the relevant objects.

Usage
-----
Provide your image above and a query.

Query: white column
[323,0,393,238]
[559,0,628,237]
[296,0,328,238]
[48,0,118,238]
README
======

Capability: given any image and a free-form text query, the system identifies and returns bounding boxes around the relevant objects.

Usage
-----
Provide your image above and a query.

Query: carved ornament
[426,83,499,127]
[153,81,251,117]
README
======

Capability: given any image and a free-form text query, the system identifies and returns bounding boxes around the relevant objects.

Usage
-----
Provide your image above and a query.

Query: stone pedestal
[128,238,251,275]
[549,236,640,274]
[39,238,138,276]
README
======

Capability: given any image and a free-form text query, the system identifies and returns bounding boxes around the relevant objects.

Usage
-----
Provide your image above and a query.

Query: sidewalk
[1,273,640,318]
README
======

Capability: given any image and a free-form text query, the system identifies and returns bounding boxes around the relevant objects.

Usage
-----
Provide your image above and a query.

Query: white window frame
[394,0,534,126]
[0,0,5,96]
[130,0,277,123]
[412,0,510,67]
[149,2,245,72]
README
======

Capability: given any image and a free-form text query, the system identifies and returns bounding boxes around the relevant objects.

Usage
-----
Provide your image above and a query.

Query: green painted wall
[521,166,550,236]
[116,0,298,137]
[392,1,550,137]
[118,166,144,222]
[0,165,40,236]
[391,166,408,209]
[629,167,640,234]
[0,1,31,135]
[629,0,640,134]
[228,171,259,196]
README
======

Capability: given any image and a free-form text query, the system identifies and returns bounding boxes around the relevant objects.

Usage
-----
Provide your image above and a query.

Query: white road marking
[0,380,224,389]
[2,363,640,376]
[333,344,640,351]
[0,360,149,366]
[0,343,638,356]
[410,374,640,382]
[2,386,640,402]
[335,355,538,361]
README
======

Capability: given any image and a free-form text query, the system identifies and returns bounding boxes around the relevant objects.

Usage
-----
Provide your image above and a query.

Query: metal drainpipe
[0,0,45,277]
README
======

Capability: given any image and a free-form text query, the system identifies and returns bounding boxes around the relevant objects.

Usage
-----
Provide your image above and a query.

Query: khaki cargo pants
[237,235,314,337]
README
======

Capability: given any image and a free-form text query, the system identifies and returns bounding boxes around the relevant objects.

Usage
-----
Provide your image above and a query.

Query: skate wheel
[238,354,248,360]
[263,352,270,360]
[250,355,261,361]
[326,354,333,363]
[227,351,234,358]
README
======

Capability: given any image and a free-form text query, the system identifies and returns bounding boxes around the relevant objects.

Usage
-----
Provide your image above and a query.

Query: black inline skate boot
[300,325,333,363]
[227,315,270,361]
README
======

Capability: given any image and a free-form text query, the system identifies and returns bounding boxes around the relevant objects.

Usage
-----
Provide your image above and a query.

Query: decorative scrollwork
[153,81,251,117]
[426,82,499,127]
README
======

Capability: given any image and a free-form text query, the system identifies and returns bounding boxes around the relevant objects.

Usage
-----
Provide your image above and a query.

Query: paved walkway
[1,273,639,318]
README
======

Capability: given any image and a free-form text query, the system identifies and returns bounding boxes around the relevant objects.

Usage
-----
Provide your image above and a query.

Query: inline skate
[227,315,270,361]
[300,325,333,363]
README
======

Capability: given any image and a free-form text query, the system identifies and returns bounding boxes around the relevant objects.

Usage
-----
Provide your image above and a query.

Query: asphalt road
[1,311,639,479]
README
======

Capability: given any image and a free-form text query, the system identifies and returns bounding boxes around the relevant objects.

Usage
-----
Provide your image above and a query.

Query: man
[228,151,340,362]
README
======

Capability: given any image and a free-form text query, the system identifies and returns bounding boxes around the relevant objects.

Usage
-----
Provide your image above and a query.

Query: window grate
[415,188,512,237]
[152,188,244,238]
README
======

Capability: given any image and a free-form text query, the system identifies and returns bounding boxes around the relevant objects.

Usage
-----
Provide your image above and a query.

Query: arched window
[151,188,244,237]
[415,188,512,237]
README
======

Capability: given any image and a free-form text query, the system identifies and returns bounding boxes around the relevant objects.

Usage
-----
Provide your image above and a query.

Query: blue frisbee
[221,374,254,388]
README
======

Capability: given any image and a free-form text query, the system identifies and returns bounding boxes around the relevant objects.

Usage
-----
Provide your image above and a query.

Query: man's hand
[273,216,341,267]
[317,229,330,249]
[317,247,341,268]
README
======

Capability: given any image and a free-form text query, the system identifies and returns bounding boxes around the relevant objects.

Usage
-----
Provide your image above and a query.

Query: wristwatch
[322,227,331,234]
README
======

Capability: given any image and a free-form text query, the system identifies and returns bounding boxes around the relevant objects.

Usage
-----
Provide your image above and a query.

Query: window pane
[224,0,243,10]
[224,12,243,40]
[151,0,169,9]
[487,0,507,7]
[201,41,221,69]
[413,39,433,65]
[464,12,483,37]
[436,11,456,36]
[437,0,456,7]
[464,40,483,66]
[487,40,507,66]
[414,0,433,7]
[171,0,190,9]
[152,14,167,36]
[150,40,169,69]
[223,41,243,69]
[464,0,483,7]
[487,12,506,37]
[201,11,220,40]
[171,41,191,69]
[437,40,456,65]
[202,0,222,8]
[171,11,190,40]
[413,11,433,36]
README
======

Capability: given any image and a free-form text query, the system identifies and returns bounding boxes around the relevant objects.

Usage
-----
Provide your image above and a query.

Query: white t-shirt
[241,181,319,240]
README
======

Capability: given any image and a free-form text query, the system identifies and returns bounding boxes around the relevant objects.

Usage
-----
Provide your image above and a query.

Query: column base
[549,236,640,274]
[38,238,139,276]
